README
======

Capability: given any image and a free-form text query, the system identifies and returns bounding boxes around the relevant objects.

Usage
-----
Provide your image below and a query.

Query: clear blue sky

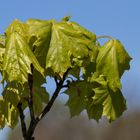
[0,0,140,139]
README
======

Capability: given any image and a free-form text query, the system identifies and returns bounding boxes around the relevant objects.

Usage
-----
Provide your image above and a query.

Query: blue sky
[0,0,140,139]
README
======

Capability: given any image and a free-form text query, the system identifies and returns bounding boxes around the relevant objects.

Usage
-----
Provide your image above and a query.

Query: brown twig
[18,67,70,139]
[39,68,70,119]
[28,64,35,121]
[17,102,27,140]
[26,64,36,140]
[26,68,71,139]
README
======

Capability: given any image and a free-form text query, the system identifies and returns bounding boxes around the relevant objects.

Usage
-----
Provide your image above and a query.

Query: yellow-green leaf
[3,32,44,83]
[27,19,52,67]
[0,97,18,129]
[91,74,126,122]
[96,39,132,91]
[33,86,49,115]
[46,21,96,77]
[0,98,5,128]
[2,82,20,107]
[6,19,29,39]
[65,81,94,117]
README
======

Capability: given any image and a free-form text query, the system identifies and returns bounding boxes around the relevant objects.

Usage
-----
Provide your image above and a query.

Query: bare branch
[38,68,71,120]
[17,102,27,139]
[28,64,35,121]
[26,68,71,139]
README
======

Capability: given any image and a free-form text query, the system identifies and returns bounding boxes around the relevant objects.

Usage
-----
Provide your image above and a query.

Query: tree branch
[38,68,71,120]
[26,64,36,140]
[39,82,62,119]
[28,64,35,121]
[26,68,70,139]
[17,102,27,139]
[96,35,114,40]
[26,68,71,138]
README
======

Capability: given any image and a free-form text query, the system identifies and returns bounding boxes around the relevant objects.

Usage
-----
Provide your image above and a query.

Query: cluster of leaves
[0,17,131,129]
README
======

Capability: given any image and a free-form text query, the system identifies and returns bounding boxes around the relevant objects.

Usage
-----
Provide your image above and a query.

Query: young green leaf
[5,19,29,39]
[65,81,94,117]
[46,21,96,77]
[0,45,5,72]
[4,101,18,128]
[96,39,132,91]
[0,97,18,129]
[2,82,20,107]
[90,74,126,122]
[27,19,52,67]
[33,86,49,115]
[0,98,6,128]
[86,101,103,121]
[0,35,5,72]
[3,31,44,83]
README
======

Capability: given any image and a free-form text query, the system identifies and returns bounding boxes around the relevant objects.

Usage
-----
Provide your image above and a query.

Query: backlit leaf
[2,82,20,107]
[33,86,49,115]
[65,81,94,117]
[86,101,103,121]
[0,97,18,129]
[0,35,5,72]
[27,19,52,67]
[96,39,132,91]
[46,21,96,77]
[3,31,44,83]
[5,19,29,38]
[91,74,126,122]
[0,98,5,128]
[5,101,18,128]
[0,45,5,72]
